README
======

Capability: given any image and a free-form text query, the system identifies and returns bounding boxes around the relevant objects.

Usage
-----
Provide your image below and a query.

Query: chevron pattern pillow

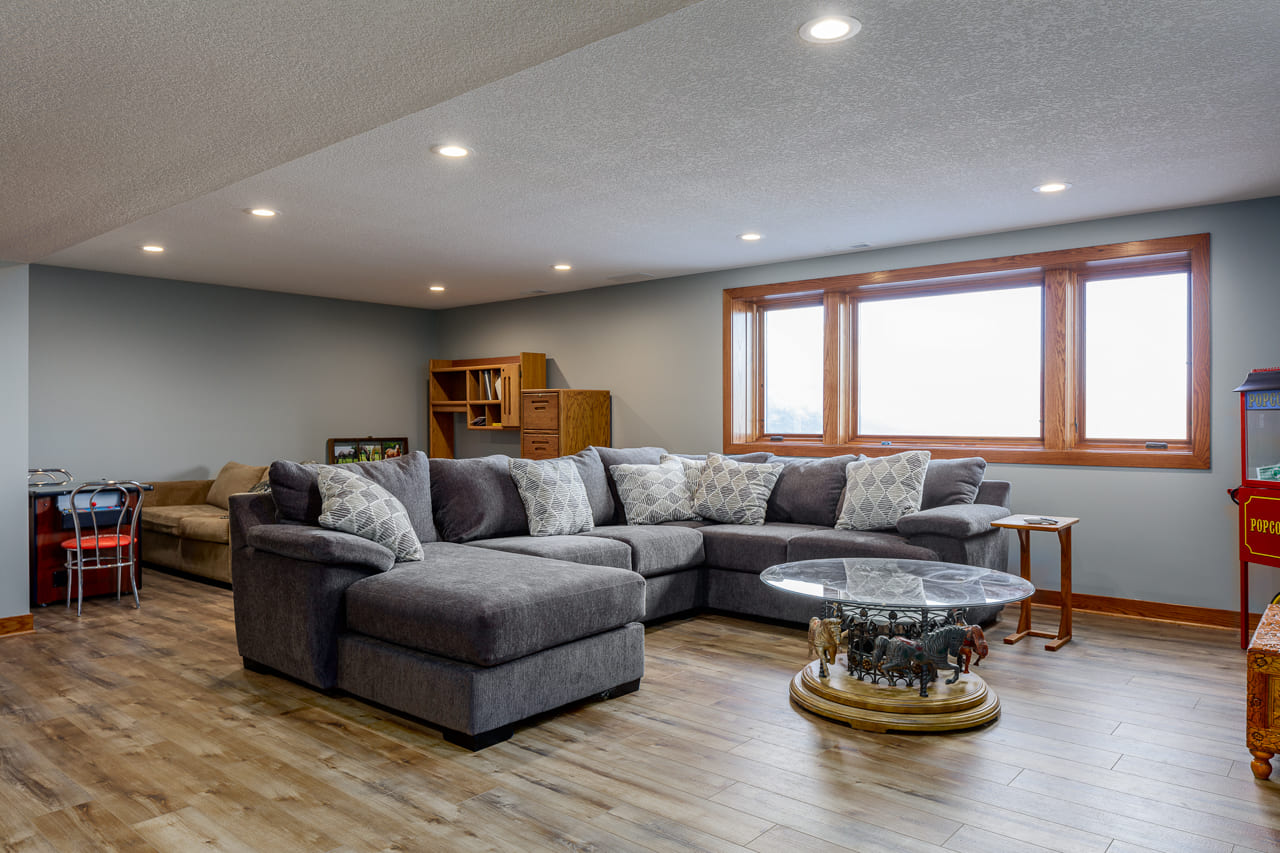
[317,465,424,561]
[508,457,594,537]
[692,453,784,525]
[835,450,932,531]
[610,460,699,524]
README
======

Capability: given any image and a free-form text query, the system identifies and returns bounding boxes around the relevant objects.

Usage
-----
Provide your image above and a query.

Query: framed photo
[326,437,408,464]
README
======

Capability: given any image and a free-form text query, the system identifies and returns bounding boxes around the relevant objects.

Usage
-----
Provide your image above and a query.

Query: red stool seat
[61,535,135,550]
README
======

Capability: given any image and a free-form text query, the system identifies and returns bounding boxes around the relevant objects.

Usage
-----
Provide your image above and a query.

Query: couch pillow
[508,457,594,537]
[660,453,706,505]
[766,454,863,525]
[316,465,423,561]
[835,450,931,531]
[269,451,436,543]
[206,461,269,510]
[692,453,784,525]
[594,446,667,523]
[429,455,528,543]
[610,461,699,524]
[920,457,987,509]
[567,446,615,527]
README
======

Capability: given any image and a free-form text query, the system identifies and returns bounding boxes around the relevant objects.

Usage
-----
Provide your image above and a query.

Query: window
[724,234,1210,468]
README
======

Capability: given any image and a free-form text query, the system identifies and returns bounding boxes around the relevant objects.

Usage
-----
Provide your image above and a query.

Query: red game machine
[1231,368,1280,648]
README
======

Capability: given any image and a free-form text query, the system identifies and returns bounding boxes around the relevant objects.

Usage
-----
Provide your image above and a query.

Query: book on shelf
[482,371,494,400]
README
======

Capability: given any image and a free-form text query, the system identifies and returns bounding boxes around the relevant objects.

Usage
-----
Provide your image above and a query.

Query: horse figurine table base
[790,604,1001,733]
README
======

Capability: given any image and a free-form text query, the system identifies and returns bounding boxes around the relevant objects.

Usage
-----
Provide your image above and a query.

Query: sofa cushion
[177,509,232,544]
[582,525,705,577]
[786,528,939,563]
[343,542,644,667]
[594,446,666,523]
[692,454,784,526]
[317,466,423,562]
[247,523,396,572]
[270,452,437,543]
[700,523,826,574]
[921,457,988,509]
[610,461,699,524]
[508,457,594,537]
[567,447,615,527]
[766,454,863,525]
[468,534,632,570]
[206,461,269,511]
[836,451,931,531]
[140,503,225,536]
[429,455,528,543]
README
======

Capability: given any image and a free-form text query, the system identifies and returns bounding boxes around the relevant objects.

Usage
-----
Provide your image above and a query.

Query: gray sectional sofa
[229,447,1011,749]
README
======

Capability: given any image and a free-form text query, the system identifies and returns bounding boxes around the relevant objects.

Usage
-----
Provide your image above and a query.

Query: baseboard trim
[0,613,35,638]
[1030,590,1263,632]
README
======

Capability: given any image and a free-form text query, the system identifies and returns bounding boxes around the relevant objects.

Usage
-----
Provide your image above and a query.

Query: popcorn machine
[1231,368,1280,647]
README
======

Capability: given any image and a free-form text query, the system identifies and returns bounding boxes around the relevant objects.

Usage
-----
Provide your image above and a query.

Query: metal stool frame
[62,480,143,616]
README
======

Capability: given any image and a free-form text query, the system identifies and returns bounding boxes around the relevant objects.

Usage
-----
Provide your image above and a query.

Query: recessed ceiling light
[1033,182,1072,193]
[140,245,164,253]
[552,263,572,271]
[799,15,861,43]
[739,232,763,242]
[246,208,278,217]
[428,285,446,292]
[431,144,470,158]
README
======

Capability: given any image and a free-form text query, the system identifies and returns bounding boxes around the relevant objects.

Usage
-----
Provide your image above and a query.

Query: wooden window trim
[723,234,1211,469]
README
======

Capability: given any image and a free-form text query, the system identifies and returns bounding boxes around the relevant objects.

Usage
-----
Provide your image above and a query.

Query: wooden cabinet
[520,389,611,459]
[429,353,546,458]
[1247,604,1280,779]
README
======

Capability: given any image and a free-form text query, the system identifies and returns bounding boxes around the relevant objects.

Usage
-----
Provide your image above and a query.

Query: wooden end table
[992,514,1079,651]
[1247,603,1280,780]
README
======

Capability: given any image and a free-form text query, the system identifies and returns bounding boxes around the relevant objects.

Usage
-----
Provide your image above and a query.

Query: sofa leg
[443,725,514,751]
[599,678,641,700]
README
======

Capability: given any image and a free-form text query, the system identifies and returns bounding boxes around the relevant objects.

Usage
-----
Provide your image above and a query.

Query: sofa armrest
[146,479,214,507]
[246,524,395,573]
[896,503,1012,539]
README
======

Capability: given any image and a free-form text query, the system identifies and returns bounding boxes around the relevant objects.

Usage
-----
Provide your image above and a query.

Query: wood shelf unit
[520,389,611,459]
[428,352,546,458]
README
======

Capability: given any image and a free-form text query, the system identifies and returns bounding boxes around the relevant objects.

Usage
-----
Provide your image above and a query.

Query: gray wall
[28,266,437,481]
[1,264,30,620]
[437,196,1280,615]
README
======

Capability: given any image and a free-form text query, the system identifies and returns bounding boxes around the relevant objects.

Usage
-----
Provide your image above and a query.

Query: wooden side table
[1247,603,1280,780]
[992,514,1079,651]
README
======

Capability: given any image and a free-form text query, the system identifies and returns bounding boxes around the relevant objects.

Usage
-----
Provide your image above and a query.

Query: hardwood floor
[0,570,1275,852]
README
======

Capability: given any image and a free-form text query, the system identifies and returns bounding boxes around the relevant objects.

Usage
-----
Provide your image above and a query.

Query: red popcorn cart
[1230,368,1280,648]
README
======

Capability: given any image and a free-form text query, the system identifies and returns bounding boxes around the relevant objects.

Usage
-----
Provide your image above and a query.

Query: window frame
[722,234,1210,469]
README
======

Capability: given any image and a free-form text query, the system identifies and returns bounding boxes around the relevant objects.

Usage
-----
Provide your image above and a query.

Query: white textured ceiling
[8,0,1280,308]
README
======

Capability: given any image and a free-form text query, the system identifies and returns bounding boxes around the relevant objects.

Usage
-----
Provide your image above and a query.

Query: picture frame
[326,437,408,464]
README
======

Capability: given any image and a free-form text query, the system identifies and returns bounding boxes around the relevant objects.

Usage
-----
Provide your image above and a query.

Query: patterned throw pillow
[835,451,932,531]
[508,457,594,537]
[316,465,424,561]
[610,461,700,524]
[692,453,784,525]
[659,454,707,504]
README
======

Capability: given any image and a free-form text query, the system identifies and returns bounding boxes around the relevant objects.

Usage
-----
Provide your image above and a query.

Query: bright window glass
[764,304,823,434]
[1084,272,1189,440]
[857,287,1043,437]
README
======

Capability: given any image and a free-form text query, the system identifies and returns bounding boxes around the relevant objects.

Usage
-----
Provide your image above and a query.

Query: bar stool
[61,481,143,616]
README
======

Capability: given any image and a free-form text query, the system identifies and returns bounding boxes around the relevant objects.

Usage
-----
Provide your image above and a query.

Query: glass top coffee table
[761,557,1034,733]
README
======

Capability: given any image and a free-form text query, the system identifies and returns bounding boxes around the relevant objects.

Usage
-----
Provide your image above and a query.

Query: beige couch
[140,461,268,583]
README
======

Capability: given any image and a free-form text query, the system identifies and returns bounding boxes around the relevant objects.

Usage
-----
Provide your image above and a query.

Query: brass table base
[790,655,1000,733]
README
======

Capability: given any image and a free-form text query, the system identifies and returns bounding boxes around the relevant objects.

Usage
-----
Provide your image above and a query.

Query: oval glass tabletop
[760,557,1034,610]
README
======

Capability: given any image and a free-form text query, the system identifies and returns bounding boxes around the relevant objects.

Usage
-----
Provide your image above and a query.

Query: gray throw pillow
[692,453,784,526]
[429,455,528,543]
[835,450,931,531]
[269,452,436,543]
[610,460,699,524]
[508,457,594,537]
[594,446,668,524]
[566,446,615,527]
[766,454,863,525]
[920,457,987,509]
[316,465,423,561]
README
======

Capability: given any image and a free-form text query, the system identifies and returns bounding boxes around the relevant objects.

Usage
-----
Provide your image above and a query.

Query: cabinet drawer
[522,433,560,459]
[522,393,559,431]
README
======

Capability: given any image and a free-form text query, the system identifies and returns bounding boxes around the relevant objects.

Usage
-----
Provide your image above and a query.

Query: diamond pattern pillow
[508,457,594,537]
[660,454,707,506]
[692,453,784,525]
[835,451,932,531]
[610,461,699,524]
[317,465,423,561]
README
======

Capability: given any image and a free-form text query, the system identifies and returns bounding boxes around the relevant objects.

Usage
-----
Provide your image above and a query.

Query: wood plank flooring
[0,570,1275,852]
